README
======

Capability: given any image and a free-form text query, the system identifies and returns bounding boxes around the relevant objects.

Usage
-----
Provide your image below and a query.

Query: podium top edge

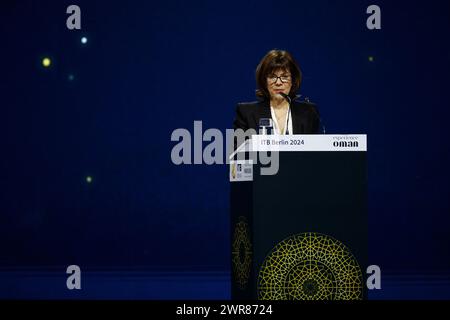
[229,135,367,158]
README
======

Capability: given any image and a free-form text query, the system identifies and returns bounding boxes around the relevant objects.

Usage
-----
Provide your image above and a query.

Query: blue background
[1,0,450,299]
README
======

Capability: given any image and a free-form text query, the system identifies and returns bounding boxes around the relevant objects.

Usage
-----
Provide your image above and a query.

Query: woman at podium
[233,49,320,135]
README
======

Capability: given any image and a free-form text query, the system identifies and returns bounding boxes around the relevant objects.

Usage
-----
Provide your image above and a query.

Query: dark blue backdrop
[1,0,450,299]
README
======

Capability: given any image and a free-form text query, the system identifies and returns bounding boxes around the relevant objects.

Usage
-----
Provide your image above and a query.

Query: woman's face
[266,68,292,100]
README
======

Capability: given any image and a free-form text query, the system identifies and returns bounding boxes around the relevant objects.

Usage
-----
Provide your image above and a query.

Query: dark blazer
[233,99,321,134]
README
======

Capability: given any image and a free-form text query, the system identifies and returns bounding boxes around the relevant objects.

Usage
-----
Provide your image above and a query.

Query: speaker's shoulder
[292,99,318,114]
[237,100,263,108]
[235,100,264,114]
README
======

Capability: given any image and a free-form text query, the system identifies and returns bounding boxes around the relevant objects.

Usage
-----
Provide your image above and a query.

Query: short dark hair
[255,49,302,100]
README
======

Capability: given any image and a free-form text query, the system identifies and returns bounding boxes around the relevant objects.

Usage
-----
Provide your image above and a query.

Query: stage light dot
[81,37,88,44]
[42,58,51,67]
[86,176,93,184]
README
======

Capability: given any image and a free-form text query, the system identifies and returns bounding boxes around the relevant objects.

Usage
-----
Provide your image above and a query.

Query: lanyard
[285,106,291,135]
[271,106,291,135]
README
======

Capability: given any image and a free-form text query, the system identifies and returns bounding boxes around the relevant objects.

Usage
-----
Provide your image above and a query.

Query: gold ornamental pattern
[232,216,252,290]
[258,232,363,300]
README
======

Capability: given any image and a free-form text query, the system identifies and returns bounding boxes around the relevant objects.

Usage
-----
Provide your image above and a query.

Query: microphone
[278,92,291,104]
[278,93,292,135]
[279,93,326,134]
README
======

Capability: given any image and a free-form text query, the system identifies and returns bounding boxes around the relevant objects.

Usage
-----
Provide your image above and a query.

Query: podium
[229,135,368,300]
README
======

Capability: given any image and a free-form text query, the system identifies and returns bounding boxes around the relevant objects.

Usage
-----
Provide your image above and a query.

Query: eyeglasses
[267,74,291,84]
